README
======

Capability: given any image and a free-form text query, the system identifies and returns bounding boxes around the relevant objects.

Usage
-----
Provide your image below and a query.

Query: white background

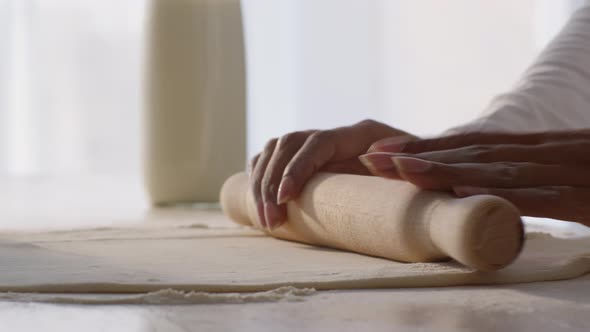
[0,0,584,176]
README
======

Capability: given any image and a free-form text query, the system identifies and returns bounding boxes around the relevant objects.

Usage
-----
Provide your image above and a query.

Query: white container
[144,0,246,205]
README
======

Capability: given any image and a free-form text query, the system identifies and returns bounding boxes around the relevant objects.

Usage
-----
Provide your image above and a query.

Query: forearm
[446,4,590,135]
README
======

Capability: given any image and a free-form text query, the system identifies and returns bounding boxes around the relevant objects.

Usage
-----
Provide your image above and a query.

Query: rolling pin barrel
[220,172,524,271]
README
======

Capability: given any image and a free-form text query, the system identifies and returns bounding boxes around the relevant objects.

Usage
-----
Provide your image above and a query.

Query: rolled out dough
[0,211,589,298]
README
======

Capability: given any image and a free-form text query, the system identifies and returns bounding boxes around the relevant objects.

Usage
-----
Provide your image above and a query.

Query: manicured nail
[391,156,432,173]
[264,202,285,229]
[277,176,295,204]
[359,153,402,173]
[454,186,490,197]
[370,135,413,152]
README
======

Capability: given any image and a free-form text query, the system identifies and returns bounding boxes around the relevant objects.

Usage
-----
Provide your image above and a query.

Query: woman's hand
[360,130,590,225]
[250,120,414,229]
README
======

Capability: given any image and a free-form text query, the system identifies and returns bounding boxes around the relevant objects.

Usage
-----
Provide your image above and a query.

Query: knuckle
[356,119,379,127]
[278,132,298,145]
[276,131,306,151]
[308,130,333,145]
[263,138,278,151]
[249,154,260,166]
[495,162,520,181]
[468,145,493,162]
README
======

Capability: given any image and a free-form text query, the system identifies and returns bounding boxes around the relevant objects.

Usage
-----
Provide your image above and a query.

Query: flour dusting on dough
[0,286,317,305]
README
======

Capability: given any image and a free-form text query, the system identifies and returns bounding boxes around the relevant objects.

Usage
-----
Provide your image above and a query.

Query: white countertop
[2,175,590,332]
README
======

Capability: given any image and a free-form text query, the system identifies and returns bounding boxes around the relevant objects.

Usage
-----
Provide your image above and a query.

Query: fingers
[398,132,551,154]
[250,138,277,228]
[367,135,415,153]
[261,131,312,229]
[251,120,412,230]
[361,140,590,180]
[454,186,590,226]
[400,141,590,165]
[358,153,402,179]
[247,154,260,176]
[390,156,590,190]
[366,130,590,227]
[277,120,399,205]
[369,130,590,154]
[278,131,338,204]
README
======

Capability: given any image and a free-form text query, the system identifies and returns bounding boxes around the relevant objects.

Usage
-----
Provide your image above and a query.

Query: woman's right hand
[249,119,415,230]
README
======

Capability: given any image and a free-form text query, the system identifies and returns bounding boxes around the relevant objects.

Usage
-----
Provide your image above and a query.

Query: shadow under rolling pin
[220,172,524,271]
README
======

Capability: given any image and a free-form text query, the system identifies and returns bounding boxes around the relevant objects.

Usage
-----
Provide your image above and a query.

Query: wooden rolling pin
[220,172,524,271]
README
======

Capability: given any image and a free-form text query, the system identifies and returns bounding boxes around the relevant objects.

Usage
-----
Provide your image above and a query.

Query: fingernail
[359,153,401,173]
[277,176,294,204]
[369,135,413,152]
[264,202,286,229]
[391,156,432,173]
[454,186,489,197]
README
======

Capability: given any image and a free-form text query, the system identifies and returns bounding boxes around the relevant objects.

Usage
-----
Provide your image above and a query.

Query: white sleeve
[445,4,590,134]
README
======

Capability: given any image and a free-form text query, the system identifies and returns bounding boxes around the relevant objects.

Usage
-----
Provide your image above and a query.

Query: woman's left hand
[359,130,590,225]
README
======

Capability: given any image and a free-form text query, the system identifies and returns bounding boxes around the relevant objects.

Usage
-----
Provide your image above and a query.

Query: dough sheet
[0,212,589,297]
